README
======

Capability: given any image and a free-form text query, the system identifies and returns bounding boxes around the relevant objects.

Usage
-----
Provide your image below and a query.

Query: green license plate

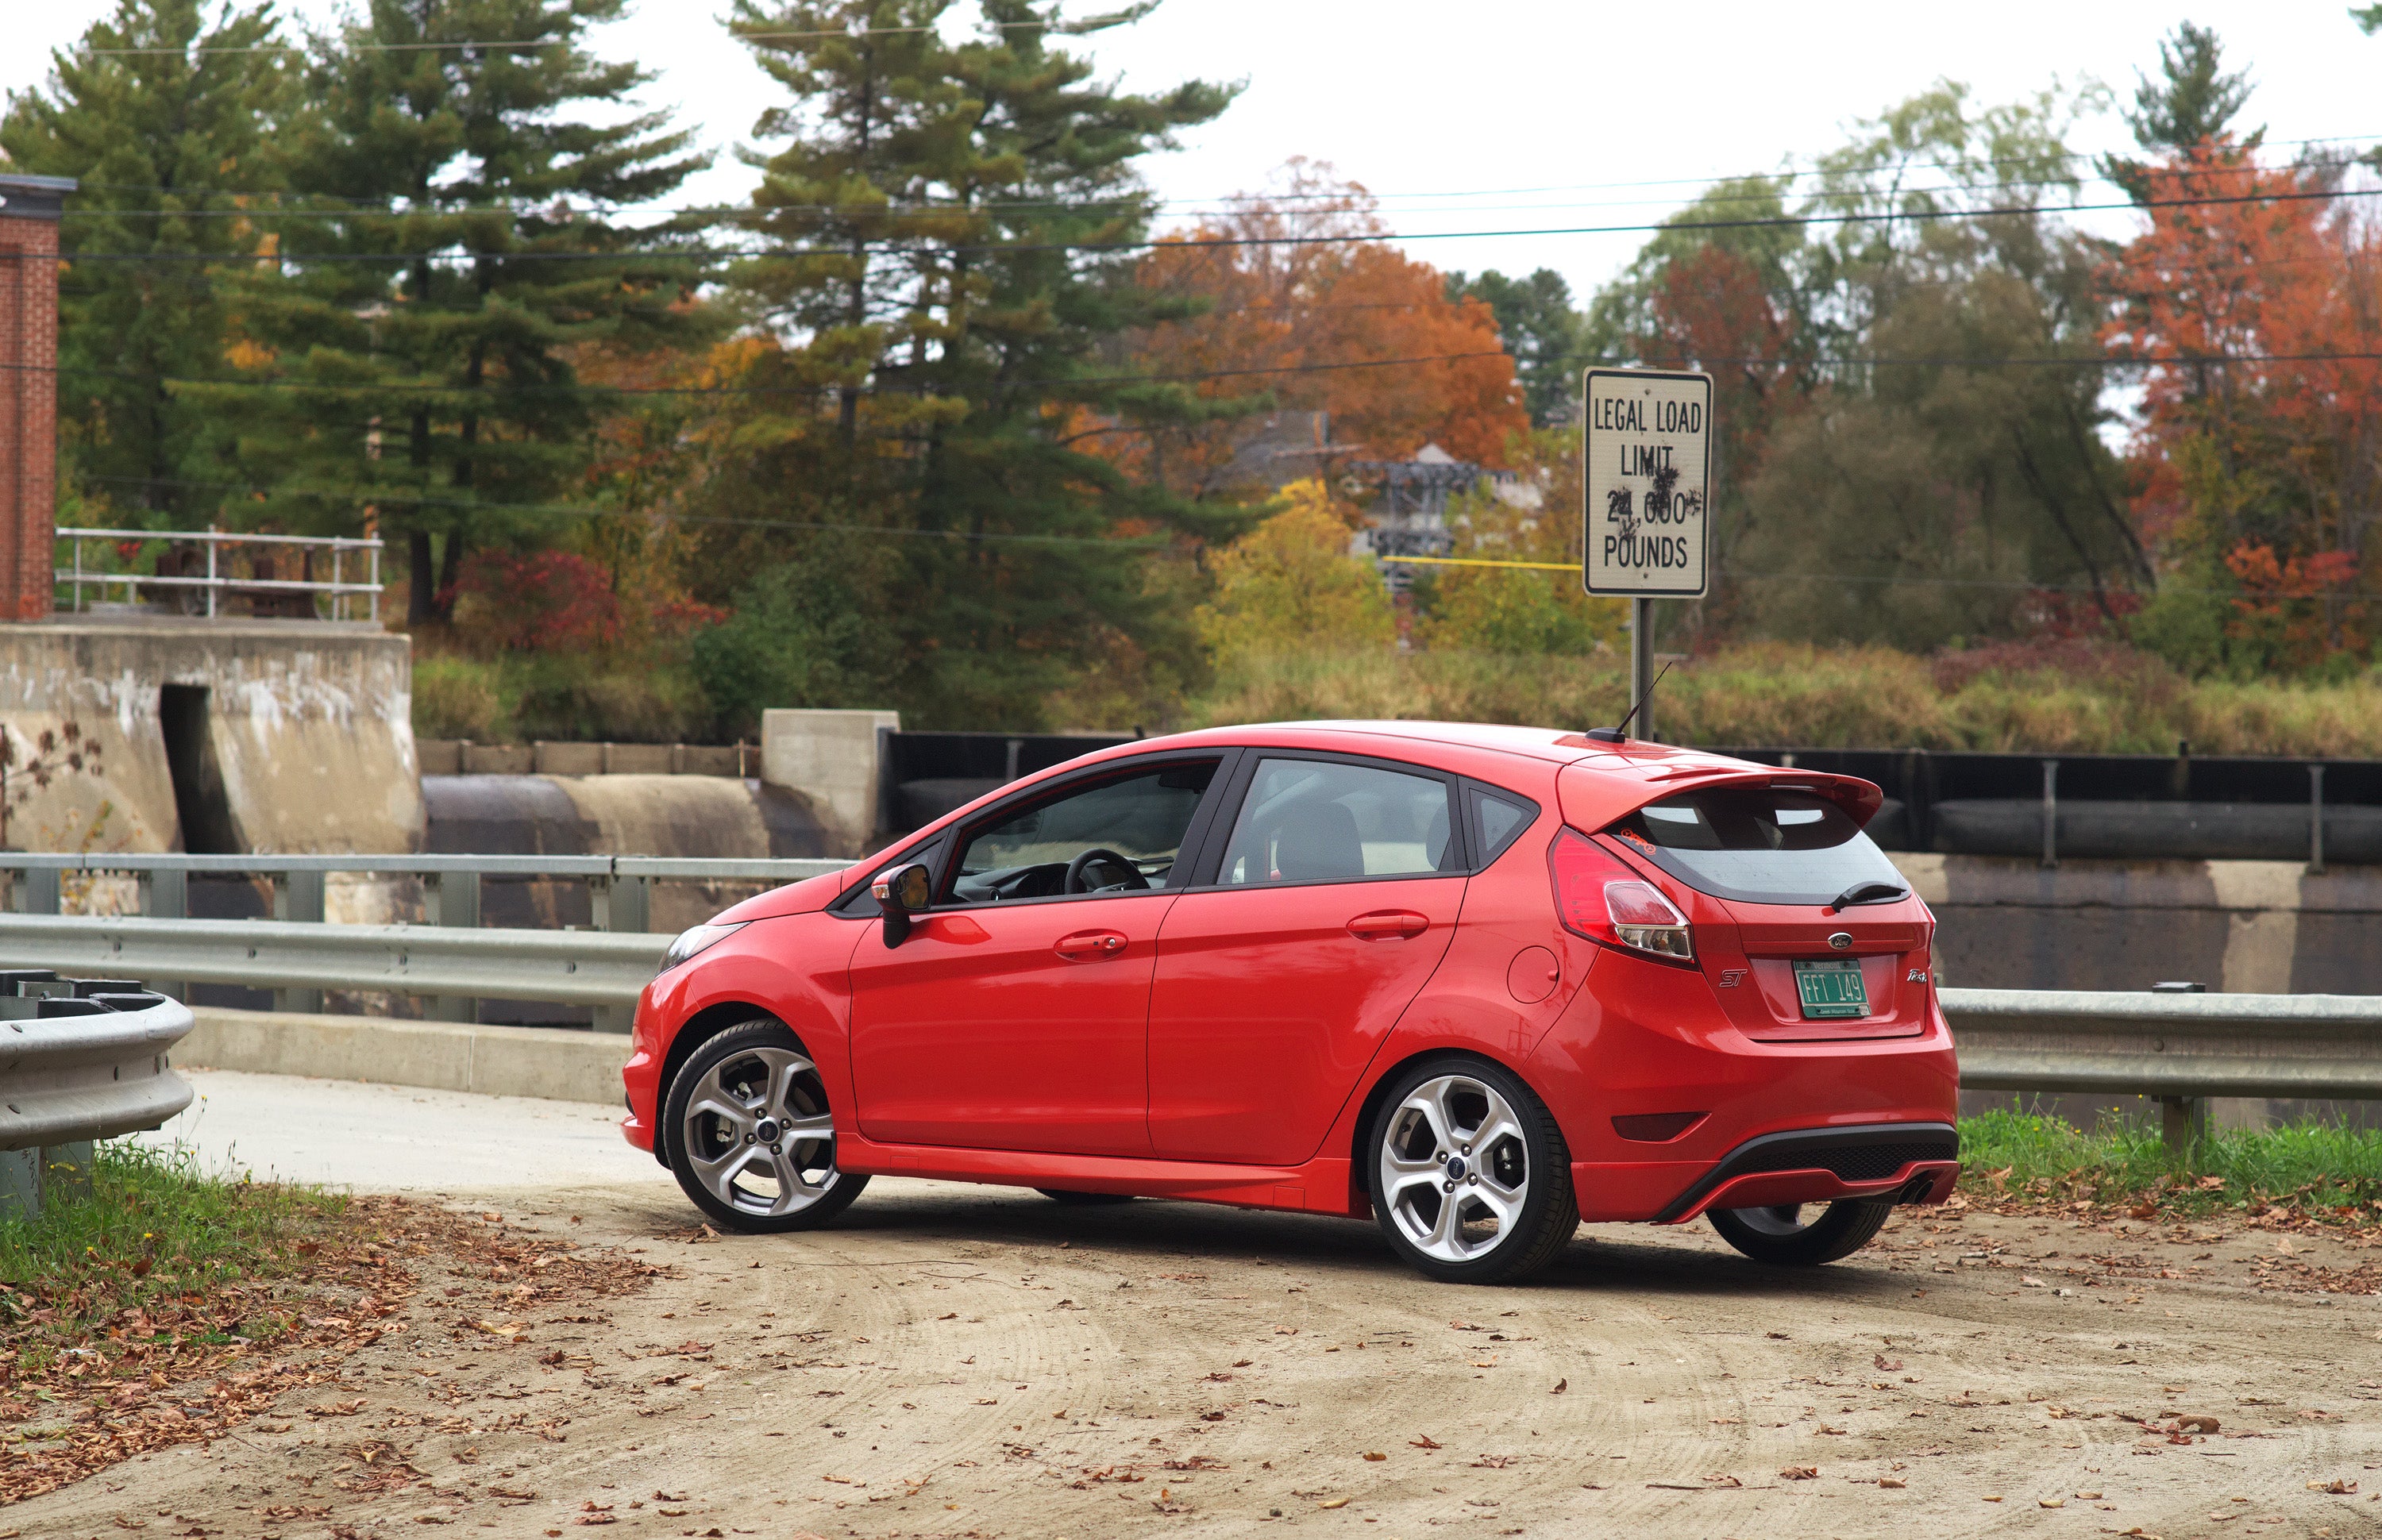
[1794,958,1869,1019]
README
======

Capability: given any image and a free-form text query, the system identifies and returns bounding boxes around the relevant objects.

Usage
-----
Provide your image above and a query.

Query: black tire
[1708,1199,1893,1265]
[1035,1188,1135,1206]
[662,1019,869,1234]
[1365,1054,1576,1285]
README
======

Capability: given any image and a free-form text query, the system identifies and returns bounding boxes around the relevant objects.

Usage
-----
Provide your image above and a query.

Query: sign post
[1582,368,1713,741]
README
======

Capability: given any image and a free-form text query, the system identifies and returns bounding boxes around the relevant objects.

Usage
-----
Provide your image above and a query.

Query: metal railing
[1941,986,2382,1145]
[0,852,848,1029]
[1,987,195,1219]
[0,914,667,1009]
[56,527,385,622]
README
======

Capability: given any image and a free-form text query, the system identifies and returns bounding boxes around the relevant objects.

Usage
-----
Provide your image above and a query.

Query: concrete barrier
[176,1007,627,1107]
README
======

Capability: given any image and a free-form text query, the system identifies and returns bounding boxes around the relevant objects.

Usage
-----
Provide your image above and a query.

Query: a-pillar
[0,173,73,623]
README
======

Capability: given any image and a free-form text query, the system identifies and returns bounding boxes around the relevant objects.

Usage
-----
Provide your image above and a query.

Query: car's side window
[947,760,1220,904]
[1214,758,1458,886]
[1470,786,1541,866]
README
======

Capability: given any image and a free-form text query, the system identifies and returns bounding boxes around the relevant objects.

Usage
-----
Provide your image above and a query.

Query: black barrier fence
[877,732,2380,866]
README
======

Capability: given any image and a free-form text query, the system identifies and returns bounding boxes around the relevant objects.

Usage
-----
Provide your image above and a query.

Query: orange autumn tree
[1108,162,1527,499]
[2104,139,2382,667]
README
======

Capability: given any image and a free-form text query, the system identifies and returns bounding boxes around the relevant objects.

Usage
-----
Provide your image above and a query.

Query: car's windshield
[950,761,1217,902]
[1607,788,1906,906]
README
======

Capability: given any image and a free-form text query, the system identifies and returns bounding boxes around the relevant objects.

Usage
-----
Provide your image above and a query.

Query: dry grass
[1184,641,2382,756]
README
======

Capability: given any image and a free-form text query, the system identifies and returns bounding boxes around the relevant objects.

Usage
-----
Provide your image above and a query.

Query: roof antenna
[1584,659,1674,745]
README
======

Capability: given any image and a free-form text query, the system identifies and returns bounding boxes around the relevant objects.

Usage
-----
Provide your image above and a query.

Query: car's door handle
[1054,930,1130,960]
[1347,910,1429,941]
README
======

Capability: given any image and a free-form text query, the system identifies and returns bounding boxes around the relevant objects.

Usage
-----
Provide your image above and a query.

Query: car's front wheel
[1708,1199,1892,1265]
[663,1019,869,1234]
[1367,1056,1576,1284]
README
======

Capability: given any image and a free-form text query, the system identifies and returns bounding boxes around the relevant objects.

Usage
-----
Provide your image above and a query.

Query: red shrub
[453,549,622,653]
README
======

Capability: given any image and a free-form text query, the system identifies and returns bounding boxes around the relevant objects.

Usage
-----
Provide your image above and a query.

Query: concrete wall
[1887,853,2379,995]
[1894,853,2382,1131]
[0,618,422,853]
[761,707,899,857]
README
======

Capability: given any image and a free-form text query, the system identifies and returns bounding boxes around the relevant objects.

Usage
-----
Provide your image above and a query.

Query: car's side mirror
[871,862,933,948]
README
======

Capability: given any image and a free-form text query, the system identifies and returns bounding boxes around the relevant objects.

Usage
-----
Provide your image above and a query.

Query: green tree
[1,0,295,523]
[2102,21,2261,201]
[684,0,1237,726]
[208,0,709,622]
[1444,268,1587,426]
[1195,480,1392,660]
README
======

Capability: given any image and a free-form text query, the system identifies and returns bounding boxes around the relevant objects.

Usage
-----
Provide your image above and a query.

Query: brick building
[0,172,71,623]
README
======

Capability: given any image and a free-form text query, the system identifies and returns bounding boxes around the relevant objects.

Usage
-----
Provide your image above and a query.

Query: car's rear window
[1607,789,1906,906]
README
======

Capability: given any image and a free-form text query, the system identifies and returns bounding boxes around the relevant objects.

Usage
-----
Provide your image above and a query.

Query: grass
[1182,641,2382,757]
[0,1140,348,1361]
[1957,1107,2382,1217]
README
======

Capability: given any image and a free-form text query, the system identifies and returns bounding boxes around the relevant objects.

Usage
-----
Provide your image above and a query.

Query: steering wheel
[1065,847,1151,895]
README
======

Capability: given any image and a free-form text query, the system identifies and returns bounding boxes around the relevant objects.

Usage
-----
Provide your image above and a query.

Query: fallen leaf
[2308,1478,2358,1494]
[1318,1498,1348,1510]
[2177,1414,2220,1433]
[1551,1379,1567,1395]
[1879,1477,1906,1489]
[1874,1353,1904,1372]
[2041,1497,2065,1508]
[1409,1435,1442,1450]
[1363,1452,1386,1461]
[1779,1466,1817,1480]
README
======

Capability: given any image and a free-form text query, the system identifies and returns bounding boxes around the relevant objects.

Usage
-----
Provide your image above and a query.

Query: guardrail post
[590,872,649,1034]
[2308,764,2326,876]
[140,866,190,1000]
[2156,1095,2205,1155]
[0,1149,39,1220]
[272,870,326,1014]
[426,868,480,1023]
[2039,760,2059,868]
[17,865,61,915]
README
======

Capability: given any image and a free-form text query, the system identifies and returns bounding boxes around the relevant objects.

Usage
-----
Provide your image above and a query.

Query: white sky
[9,1,2381,302]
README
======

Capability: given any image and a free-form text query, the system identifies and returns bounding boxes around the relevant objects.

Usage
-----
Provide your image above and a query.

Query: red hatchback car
[622,722,1960,1284]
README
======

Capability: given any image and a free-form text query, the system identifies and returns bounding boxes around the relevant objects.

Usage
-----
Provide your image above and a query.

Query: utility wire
[23,179,2382,266]
[19,340,2382,403]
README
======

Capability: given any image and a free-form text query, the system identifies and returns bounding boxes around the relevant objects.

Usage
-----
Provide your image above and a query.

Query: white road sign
[1582,368,1713,597]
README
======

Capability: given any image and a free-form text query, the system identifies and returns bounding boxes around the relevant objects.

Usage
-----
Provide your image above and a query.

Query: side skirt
[838,1132,1366,1219]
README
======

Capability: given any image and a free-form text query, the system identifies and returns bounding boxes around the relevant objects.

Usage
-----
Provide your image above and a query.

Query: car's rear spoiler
[1553,749,1886,835]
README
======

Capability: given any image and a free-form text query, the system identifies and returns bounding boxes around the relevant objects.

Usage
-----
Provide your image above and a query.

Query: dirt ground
[10,1178,2382,1540]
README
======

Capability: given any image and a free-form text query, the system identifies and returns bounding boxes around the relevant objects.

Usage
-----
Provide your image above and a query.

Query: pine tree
[209,0,709,622]
[692,0,1236,725]
[1,0,295,524]
[1445,268,1587,427]
[2102,21,2261,202]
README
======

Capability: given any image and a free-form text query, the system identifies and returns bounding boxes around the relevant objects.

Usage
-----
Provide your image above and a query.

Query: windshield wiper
[1828,880,1909,913]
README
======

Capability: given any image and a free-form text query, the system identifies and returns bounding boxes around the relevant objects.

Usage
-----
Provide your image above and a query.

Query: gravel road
[14,1146,2381,1540]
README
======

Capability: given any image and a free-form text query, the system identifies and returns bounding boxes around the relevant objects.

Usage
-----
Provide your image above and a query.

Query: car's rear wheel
[1035,1188,1134,1206]
[1367,1056,1575,1284]
[663,1019,869,1234]
[1708,1199,1892,1265]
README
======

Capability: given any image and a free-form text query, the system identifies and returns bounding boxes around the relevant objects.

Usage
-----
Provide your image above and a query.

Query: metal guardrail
[0,915,669,1007]
[1941,988,2382,1100]
[2,987,196,1220]
[0,853,848,1027]
[56,526,385,622]
[1,990,197,1152]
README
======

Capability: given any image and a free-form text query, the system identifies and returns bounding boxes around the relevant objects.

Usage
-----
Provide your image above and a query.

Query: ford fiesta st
[622,722,1959,1284]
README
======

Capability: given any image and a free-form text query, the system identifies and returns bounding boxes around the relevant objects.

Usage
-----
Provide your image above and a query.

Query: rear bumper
[1645,1120,1959,1223]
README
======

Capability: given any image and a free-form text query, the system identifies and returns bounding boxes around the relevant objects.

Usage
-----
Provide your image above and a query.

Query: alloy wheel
[1377,1072,1532,1263]
[677,1045,839,1219]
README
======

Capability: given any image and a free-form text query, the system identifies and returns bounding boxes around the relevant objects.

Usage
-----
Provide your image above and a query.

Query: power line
[25,178,2382,267]
[78,18,1089,57]
[52,155,2352,223]
[71,474,1171,550]
[21,339,2382,406]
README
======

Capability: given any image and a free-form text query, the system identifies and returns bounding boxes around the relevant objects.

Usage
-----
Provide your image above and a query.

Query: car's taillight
[1548,828,1694,962]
